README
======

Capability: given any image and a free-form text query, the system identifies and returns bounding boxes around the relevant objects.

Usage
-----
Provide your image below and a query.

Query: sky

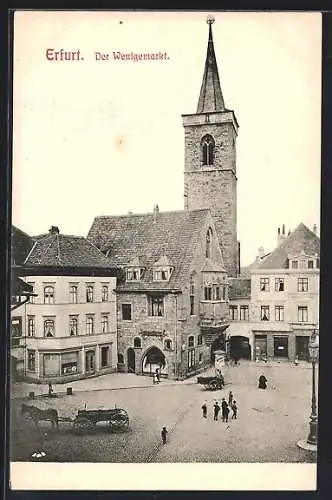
[12,11,321,266]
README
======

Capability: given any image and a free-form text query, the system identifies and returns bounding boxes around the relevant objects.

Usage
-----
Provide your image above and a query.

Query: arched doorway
[127,348,135,373]
[210,335,226,363]
[142,346,168,376]
[229,336,251,360]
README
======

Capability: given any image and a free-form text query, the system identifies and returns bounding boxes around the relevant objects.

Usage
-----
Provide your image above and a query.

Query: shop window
[61,351,79,374]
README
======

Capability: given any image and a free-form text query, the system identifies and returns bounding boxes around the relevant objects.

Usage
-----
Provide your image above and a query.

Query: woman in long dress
[258,374,267,389]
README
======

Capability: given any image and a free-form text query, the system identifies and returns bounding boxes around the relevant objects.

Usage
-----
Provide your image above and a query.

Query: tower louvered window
[202,135,215,166]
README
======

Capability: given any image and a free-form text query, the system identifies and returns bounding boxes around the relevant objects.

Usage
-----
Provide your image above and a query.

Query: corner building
[182,21,239,277]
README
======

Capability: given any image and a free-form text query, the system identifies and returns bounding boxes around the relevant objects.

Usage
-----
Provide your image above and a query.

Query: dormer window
[153,256,173,282]
[126,267,144,281]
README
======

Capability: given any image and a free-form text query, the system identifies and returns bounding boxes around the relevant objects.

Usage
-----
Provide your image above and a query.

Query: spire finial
[206,15,215,25]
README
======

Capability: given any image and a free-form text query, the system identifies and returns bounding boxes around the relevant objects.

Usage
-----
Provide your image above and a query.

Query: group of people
[201,391,238,422]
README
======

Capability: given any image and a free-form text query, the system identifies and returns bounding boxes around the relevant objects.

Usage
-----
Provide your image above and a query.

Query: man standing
[201,401,207,418]
[161,426,168,444]
[213,401,220,421]
[221,398,228,422]
[231,400,238,419]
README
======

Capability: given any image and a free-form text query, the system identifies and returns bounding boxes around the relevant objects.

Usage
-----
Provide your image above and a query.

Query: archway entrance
[142,346,168,376]
[210,335,226,363]
[127,348,135,373]
[229,336,251,360]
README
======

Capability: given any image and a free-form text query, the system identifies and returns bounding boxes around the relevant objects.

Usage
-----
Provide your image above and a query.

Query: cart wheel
[73,417,95,432]
[209,380,219,391]
[109,413,130,432]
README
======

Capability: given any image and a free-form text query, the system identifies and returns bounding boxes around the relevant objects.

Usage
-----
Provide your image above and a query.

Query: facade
[227,223,320,362]
[182,21,239,277]
[11,226,118,382]
[88,208,230,380]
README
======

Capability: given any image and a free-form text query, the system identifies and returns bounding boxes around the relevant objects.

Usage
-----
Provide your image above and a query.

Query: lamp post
[297,329,319,452]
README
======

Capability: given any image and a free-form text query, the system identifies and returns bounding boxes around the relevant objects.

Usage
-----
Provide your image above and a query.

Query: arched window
[188,335,195,348]
[44,319,55,337]
[118,353,124,364]
[202,135,215,166]
[206,227,213,258]
[44,285,54,304]
[164,339,172,350]
[134,337,142,348]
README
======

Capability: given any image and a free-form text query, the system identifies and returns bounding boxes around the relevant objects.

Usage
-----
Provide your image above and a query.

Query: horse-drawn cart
[197,374,225,391]
[20,403,130,433]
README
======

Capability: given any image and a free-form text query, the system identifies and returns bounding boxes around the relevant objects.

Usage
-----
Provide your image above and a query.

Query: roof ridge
[93,208,210,220]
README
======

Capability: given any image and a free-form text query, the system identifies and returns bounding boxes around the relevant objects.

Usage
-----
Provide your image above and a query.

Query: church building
[88,18,240,379]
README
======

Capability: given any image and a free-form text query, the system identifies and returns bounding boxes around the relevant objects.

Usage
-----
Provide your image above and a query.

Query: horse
[20,403,59,429]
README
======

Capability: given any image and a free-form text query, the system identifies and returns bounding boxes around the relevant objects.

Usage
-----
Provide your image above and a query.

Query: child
[161,426,168,444]
[231,400,238,419]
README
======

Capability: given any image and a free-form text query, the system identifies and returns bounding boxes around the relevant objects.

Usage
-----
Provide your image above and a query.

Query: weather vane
[206,15,215,25]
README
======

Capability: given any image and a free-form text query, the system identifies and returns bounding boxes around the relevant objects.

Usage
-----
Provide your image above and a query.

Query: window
[190,276,195,315]
[86,316,94,334]
[148,295,164,317]
[101,315,109,333]
[44,319,55,337]
[126,268,144,281]
[298,306,308,322]
[199,352,203,363]
[12,317,22,337]
[214,285,220,301]
[204,286,212,301]
[28,316,35,337]
[260,278,269,291]
[230,305,238,321]
[69,316,78,336]
[222,285,227,301]
[44,285,54,304]
[261,306,270,321]
[188,349,195,369]
[298,278,308,292]
[197,334,203,346]
[27,350,35,371]
[134,337,142,348]
[300,260,306,269]
[275,278,284,292]
[28,283,35,303]
[308,260,314,269]
[292,260,298,269]
[101,346,110,367]
[206,227,213,258]
[240,306,249,321]
[275,306,284,322]
[164,339,172,350]
[202,135,214,166]
[86,285,94,303]
[118,353,124,364]
[101,285,109,302]
[122,303,132,321]
[188,336,194,348]
[316,258,320,268]
[69,285,78,303]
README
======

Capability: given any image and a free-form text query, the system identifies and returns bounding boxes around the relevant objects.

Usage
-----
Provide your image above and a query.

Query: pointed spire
[197,16,225,114]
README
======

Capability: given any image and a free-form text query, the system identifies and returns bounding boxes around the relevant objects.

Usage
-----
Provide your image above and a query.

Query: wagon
[72,408,130,433]
[197,374,225,391]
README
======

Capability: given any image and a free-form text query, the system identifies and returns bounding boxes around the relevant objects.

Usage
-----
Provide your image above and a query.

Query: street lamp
[297,329,319,452]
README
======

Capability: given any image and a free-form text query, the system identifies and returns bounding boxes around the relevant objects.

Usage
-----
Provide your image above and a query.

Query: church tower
[182,17,239,277]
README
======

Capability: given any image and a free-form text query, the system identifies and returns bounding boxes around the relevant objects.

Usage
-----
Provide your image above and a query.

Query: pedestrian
[153,373,158,384]
[294,355,299,366]
[161,426,168,444]
[258,373,267,389]
[224,402,230,422]
[231,400,238,419]
[221,398,228,422]
[156,368,160,383]
[48,382,53,397]
[228,391,234,406]
[201,401,207,418]
[213,401,220,421]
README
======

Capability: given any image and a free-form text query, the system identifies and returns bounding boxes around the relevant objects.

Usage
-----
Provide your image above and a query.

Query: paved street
[11,361,317,463]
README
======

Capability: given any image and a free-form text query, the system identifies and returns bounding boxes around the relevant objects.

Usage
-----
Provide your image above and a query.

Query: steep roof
[87,208,219,291]
[229,277,251,300]
[197,21,225,113]
[257,223,320,270]
[25,232,116,269]
[11,226,35,265]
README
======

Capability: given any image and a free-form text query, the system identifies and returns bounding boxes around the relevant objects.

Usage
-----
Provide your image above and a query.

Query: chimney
[49,226,60,235]
[313,224,318,235]
[277,224,287,247]
[258,246,265,259]
[237,241,241,276]
[153,204,159,223]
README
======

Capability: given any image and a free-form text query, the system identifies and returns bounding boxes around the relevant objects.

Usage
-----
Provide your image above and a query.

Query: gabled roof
[197,21,225,113]
[25,232,116,269]
[11,226,35,265]
[257,223,320,270]
[154,255,172,267]
[229,277,251,300]
[87,208,221,291]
